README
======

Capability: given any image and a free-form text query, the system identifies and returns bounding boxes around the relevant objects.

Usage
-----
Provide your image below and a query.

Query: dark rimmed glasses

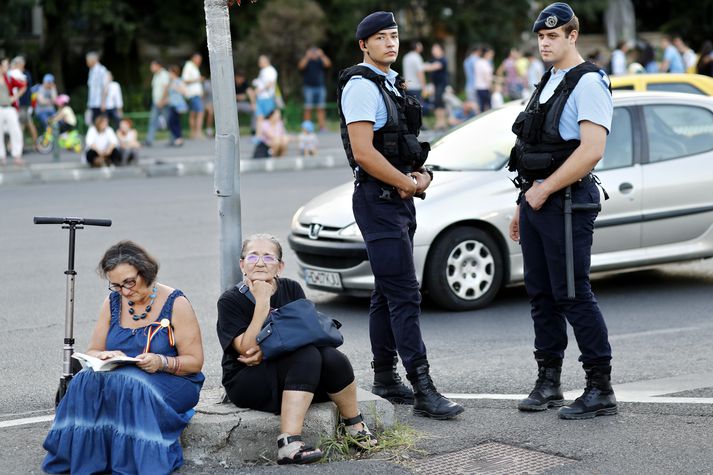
[243,253,279,265]
[108,274,140,292]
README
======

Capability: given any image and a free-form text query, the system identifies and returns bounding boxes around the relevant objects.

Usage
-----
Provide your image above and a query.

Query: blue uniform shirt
[341,62,401,131]
[539,66,613,140]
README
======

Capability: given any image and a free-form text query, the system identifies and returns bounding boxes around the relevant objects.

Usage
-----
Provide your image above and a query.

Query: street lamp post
[204,0,243,293]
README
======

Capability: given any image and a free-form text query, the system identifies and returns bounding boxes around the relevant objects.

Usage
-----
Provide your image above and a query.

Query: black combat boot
[407,363,464,420]
[372,357,414,404]
[558,365,618,420]
[518,356,565,411]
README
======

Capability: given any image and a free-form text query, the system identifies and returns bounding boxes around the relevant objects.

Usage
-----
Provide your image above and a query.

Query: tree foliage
[3,0,707,109]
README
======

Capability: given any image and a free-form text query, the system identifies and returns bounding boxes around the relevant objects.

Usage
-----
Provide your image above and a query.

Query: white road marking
[445,373,713,404]
[0,415,54,429]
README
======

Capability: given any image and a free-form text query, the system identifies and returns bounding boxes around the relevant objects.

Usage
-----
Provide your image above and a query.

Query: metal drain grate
[411,442,575,475]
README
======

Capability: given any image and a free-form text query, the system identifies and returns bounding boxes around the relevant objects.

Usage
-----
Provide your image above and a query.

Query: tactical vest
[337,65,429,179]
[508,61,611,182]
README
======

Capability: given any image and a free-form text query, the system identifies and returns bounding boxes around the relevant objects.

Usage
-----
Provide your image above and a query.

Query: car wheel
[425,226,504,311]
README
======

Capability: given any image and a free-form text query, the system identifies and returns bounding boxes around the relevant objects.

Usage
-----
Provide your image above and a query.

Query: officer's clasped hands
[398,171,431,199]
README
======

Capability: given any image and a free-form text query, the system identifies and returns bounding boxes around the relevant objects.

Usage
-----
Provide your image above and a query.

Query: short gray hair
[86,51,100,62]
[10,56,25,67]
[241,233,283,260]
[97,240,160,284]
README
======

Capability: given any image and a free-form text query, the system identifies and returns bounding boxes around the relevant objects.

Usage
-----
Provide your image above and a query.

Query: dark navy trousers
[353,179,428,374]
[519,181,612,364]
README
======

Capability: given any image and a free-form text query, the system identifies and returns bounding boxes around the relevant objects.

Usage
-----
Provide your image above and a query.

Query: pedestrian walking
[507,2,617,420]
[252,55,278,137]
[102,71,123,129]
[424,43,449,130]
[402,41,427,104]
[85,51,109,124]
[475,46,494,113]
[610,40,630,76]
[182,53,205,139]
[463,45,481,109]
[298,46,331,132]
[10,56,38,148]
[337,11,464,420]
[145,60,171,147]
[0,58,26,166]
[659,36,685,73]
[167,64,188,147]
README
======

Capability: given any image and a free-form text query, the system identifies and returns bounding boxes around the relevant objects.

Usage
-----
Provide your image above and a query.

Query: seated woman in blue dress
[43,240,205,475]
[217,234,377,465]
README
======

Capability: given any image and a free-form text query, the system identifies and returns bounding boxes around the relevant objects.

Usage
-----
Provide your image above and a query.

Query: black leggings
[226,345,354,414]
[277,345,354,394]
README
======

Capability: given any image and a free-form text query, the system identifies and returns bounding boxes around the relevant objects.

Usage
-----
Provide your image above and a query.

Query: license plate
[304,269,342,289]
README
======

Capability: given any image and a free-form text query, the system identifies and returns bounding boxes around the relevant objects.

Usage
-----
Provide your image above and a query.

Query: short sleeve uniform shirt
[341,62,401,131]
[539,66,613,140]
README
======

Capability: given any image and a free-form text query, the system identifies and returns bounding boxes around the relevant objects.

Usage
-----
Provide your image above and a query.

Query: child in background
[299,120,318,157]
[48,94,82,153]
[116,118,140,165]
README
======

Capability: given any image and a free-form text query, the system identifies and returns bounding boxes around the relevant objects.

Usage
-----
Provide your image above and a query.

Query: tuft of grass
[318,420,425,463]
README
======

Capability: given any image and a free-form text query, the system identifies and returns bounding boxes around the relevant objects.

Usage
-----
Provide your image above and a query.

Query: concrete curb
[0,154,346,186]
[181,387,395,465]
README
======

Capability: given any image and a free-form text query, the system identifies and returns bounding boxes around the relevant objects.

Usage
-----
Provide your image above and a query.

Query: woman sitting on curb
[216,234,377,465]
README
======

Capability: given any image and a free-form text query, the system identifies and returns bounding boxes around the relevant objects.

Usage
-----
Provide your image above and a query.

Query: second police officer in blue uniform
[337,11,464,420]
[508,2,618,419]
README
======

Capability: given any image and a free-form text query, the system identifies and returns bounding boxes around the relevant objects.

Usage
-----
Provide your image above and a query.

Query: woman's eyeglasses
[108,274,139,292]
[243,253,279,265]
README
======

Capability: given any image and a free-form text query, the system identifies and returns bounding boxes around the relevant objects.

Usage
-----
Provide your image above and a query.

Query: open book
[72,352,140,372]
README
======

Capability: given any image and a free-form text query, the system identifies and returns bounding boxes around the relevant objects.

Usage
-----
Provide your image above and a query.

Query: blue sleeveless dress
[42,289,205,475]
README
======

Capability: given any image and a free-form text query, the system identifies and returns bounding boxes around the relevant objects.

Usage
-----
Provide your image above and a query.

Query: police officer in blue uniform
[508,2,618,419]
[337,11,463,420]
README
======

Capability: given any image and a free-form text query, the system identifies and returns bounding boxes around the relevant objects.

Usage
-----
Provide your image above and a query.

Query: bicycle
[36,123,83,155]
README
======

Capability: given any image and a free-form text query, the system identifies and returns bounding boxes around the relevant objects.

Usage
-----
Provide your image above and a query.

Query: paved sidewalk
[0,132,349,186]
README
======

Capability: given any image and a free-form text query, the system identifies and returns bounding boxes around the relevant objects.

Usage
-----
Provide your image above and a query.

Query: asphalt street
[1,171,713,474]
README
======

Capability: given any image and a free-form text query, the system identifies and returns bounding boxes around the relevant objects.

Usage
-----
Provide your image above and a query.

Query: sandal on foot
[341,413,378,450]
[276,433,323,465]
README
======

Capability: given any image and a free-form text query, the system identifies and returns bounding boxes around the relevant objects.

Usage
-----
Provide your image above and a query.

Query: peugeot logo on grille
[309,223,323,240]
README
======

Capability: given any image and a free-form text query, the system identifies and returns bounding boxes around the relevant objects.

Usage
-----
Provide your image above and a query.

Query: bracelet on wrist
[159,355,169,372]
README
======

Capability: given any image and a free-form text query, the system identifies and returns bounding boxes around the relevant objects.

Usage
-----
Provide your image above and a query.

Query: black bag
[238,283,343,361]
[252,141,270,159]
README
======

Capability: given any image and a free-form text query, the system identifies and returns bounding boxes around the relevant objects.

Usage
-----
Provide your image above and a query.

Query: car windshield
[426,103,523,171]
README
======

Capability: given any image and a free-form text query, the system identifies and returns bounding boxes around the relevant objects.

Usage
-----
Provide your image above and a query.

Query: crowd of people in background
[2,33,713,167]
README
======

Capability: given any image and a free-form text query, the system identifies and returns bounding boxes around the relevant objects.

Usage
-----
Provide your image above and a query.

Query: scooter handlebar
[34,216,112,227]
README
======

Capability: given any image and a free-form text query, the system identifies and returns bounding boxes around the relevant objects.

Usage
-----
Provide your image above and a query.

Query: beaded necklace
[128,284,157,321]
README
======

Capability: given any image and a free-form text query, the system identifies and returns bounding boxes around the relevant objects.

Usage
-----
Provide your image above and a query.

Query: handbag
[238,282,343,361]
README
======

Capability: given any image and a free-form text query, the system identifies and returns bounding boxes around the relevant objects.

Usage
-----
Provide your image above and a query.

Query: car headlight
[338,222,363,241]
[290,206,305,232]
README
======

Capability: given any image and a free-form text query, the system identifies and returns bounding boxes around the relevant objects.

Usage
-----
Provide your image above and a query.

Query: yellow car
[611,73,713,96]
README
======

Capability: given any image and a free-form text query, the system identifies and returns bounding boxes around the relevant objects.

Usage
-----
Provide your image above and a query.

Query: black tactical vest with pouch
[508,61,611,182]
[337,65,429,180]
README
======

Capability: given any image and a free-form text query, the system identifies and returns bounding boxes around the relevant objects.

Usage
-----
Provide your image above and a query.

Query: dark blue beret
[356,11,397,41]
[532,2,575,32]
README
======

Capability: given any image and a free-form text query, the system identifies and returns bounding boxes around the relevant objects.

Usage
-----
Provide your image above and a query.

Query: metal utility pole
[204,0,244,292]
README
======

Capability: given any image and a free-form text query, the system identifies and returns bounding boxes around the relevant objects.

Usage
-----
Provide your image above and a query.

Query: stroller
[34,216,112,405]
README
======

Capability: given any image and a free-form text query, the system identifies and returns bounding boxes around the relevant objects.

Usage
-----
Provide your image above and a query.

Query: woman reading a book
[216,234,377,465]
[42,240,205,474]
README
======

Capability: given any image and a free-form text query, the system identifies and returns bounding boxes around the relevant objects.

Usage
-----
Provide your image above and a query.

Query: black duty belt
[519,173,594,194]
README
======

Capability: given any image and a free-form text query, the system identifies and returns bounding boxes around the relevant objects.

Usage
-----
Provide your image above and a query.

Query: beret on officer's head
[532,2,575,32]
[356,11,398,41]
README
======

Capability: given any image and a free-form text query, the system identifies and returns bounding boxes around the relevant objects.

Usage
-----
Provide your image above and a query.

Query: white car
[289,92,713,310]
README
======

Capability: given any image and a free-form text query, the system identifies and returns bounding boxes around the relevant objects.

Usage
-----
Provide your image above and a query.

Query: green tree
[233,0,327,99]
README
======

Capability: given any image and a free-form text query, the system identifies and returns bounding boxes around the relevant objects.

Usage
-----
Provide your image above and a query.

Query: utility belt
[519,173,595,194]
[355,167,427,201]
